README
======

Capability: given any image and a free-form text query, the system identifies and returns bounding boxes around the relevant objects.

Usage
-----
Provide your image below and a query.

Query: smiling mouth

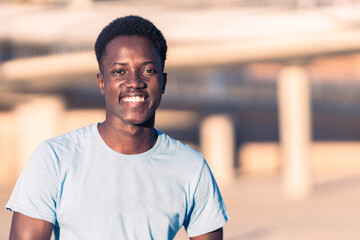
[121,96,146,103]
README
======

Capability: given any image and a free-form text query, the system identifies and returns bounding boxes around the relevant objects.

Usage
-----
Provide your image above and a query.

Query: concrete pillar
[278,66,312,199]
[0,112,17,188]
[14,96,65,175]
[200,114,235,185]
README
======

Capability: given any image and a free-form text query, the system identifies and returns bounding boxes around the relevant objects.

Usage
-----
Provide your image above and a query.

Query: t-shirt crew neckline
[91,123,163,160]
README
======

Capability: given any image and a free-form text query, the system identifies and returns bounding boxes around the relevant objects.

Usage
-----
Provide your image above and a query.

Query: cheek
[105,81,119,94]
[150,81,163,93]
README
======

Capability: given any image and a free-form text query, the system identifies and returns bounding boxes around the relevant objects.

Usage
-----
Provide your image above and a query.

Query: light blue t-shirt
[6,124,229,239]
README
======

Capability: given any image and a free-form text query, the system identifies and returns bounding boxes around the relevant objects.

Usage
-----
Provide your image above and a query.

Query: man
[6,15,229,239]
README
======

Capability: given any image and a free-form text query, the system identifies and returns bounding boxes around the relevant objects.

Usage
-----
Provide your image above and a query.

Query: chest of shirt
[55,153,191,238]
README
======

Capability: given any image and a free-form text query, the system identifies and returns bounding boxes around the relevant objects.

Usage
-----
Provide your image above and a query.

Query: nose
[124,72,146,89]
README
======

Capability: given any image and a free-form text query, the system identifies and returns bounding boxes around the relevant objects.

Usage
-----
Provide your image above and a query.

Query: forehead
[104,36,159,60]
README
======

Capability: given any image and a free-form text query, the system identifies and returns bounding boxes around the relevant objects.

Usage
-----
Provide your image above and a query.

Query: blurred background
[1,0,360,239]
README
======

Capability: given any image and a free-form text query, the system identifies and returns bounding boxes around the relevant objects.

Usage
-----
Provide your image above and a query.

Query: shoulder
[156,130,207,181]
[47,124,94,146]
[157,130,204,164]
[29,124,96,167]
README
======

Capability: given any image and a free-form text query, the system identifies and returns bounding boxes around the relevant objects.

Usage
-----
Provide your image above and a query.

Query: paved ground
[1,173,360,240]
[220,174,360,240]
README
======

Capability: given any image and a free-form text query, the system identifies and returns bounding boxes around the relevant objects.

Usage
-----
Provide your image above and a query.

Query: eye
[112,69,126,75]
[142,69,158,76]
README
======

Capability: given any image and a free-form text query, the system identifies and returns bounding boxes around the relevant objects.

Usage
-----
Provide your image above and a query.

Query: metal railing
[0,40,93,62]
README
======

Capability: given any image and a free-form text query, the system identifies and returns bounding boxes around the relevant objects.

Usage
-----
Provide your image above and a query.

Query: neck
[97,119,158,155]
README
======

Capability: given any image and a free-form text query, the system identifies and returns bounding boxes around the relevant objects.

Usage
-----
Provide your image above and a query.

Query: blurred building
[1,0,360,193]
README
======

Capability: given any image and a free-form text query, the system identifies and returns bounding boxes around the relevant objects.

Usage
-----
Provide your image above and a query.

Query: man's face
[97,36,166,127]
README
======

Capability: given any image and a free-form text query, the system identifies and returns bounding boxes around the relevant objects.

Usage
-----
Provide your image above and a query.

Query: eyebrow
[111,61,158,67]
[111,62,127,67]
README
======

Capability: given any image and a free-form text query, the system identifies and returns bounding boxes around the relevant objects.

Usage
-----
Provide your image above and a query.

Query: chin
[123,115,153,127]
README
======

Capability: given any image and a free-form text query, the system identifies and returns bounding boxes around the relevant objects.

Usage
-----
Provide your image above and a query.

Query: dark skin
[9,212,53,240]
[9,36,223,240]
[96,36,165,155]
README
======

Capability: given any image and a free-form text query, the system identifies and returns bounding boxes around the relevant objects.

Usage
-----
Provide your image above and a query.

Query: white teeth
[122,96,145,102]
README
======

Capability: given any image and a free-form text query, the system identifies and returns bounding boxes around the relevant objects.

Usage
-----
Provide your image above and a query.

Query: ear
[97,73,105,95]
[162,72,167,94]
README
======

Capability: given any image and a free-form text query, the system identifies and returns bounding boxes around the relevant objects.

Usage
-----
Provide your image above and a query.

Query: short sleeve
[184,160,230,237]
[6,142,59,224]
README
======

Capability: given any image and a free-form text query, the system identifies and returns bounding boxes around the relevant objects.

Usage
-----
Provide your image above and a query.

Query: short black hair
[95,15,167,72]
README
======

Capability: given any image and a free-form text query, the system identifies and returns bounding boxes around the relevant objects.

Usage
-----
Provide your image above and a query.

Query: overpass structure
[1,2,360,198]
[1,2,360,87]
